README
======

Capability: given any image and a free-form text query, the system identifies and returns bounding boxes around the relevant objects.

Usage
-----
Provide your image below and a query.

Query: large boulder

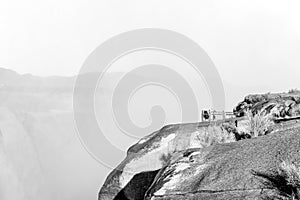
[234,92,300,118]
[146,126,300,200]
[98,121,235,200]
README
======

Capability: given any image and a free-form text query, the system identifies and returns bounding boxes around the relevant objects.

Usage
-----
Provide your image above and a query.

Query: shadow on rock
[114,169,160,200]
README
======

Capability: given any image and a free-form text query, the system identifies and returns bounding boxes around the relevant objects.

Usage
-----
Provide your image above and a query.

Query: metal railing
[201,110,235,122]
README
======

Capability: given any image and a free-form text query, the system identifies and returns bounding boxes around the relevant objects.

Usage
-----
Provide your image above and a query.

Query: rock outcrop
[99,91,300,200]
[99,124,300,200]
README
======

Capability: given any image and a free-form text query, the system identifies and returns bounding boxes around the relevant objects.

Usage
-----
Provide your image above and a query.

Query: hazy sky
[1,0,300,91]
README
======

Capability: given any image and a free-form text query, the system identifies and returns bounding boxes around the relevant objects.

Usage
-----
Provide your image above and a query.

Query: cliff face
[100,125,300,200]
[0,68,101,200]
[99,122,226,200]
[99,91,300,200]
[0,108,50,200]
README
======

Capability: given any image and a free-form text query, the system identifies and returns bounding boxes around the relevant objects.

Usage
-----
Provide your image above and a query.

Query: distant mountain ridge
[0,67,76,92]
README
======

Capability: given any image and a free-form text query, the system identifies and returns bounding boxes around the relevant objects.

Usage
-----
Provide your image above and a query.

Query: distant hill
[0,67,75,93]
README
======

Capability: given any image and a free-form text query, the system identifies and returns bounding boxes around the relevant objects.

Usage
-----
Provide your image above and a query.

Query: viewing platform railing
[201,110,236,122]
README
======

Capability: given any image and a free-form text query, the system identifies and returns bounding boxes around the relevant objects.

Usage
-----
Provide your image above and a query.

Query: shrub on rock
[245,110,273,138]
[253,161,300,200]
